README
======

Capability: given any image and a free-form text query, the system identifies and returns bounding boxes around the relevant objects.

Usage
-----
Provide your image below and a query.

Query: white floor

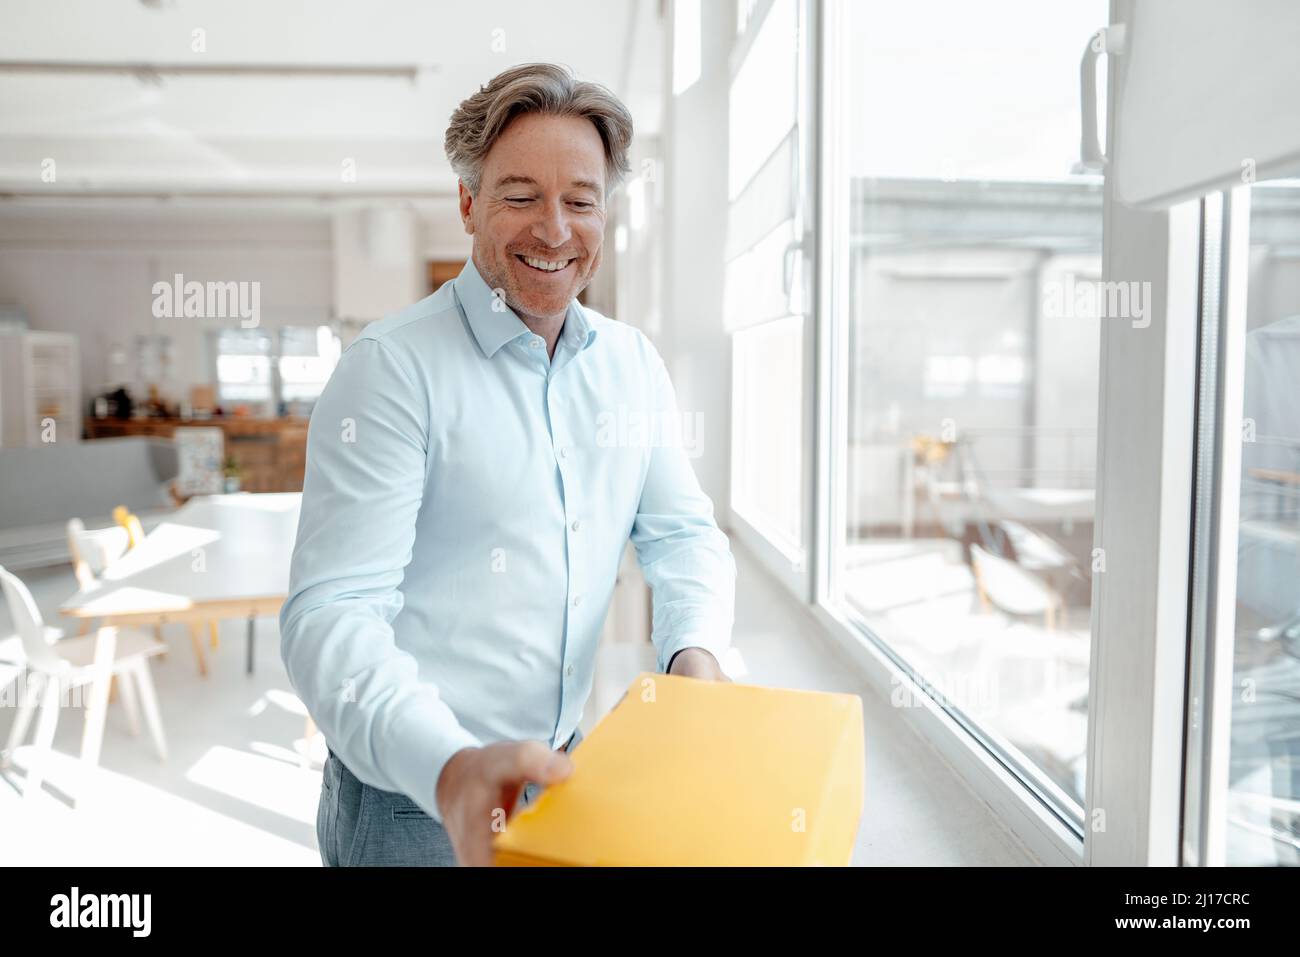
[0,544,1033,866]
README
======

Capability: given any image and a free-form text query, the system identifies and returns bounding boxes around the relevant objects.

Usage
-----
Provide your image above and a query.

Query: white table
[983,487,1096,525]
[60,493,301,674]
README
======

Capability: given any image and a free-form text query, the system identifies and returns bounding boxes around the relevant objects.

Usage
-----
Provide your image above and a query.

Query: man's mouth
[515,253,576,274]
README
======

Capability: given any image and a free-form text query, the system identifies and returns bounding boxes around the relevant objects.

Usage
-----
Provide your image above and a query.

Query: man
[280,62,736,867]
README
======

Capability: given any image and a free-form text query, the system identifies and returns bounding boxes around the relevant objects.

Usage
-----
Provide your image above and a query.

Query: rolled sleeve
[279,336,479,823]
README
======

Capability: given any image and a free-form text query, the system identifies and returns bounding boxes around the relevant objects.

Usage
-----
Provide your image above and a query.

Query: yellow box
[493,673,865,866]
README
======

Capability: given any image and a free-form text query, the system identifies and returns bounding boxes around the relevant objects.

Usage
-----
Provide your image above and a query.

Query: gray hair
[444,62,634,196]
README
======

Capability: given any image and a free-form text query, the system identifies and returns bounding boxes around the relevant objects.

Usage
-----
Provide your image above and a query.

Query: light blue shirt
[280,258,735,822]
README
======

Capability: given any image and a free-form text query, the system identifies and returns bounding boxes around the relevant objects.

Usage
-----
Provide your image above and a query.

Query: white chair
[970,543,1062,630]
[67,517,213,674]
[998,520,1075,572]
[0,565,167,803]
[65,517,131,593]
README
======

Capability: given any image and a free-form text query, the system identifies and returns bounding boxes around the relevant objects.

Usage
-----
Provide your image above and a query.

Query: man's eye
[571,201,595,210]
[505,197,532,204]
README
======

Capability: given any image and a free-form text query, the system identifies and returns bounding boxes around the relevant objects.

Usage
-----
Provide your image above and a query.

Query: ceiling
[0,0,664,212]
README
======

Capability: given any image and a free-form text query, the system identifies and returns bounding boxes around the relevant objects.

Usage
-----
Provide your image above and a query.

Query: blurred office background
[0,0,1296,867]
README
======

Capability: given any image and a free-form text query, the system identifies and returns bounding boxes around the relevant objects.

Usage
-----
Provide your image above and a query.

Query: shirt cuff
[386,707,483,825]
[658,628,733,676]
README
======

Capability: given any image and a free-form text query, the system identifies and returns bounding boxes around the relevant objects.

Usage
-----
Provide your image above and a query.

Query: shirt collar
[453,257,598,359]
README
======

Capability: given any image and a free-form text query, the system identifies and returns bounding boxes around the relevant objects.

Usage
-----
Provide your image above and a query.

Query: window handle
[782,232,810,304]
[782,239,798,295]
[1079,24,1126,173]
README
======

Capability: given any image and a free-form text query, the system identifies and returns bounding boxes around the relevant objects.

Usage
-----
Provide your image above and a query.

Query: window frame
[1182,184,1284,867]
[724,0,820,601]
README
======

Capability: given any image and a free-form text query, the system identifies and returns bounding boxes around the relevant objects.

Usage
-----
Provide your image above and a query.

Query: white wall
[0,201,481,412]
[333,207,420,323]
[0,208,334,408]
[421,202,473,262]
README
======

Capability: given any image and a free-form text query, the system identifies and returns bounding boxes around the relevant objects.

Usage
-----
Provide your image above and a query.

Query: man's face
[460,112,607,322]
[462,111,608,321]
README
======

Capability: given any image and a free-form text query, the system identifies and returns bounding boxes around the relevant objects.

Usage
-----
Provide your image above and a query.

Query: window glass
[1227,180,1300,865]
[829,0,1108,820]
[733,316,805,556]
[214,329,272,412]
[279,325,341,408]
[726,0,810,571]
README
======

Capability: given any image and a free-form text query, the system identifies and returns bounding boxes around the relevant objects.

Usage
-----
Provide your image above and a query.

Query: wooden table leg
[188,622,209,677]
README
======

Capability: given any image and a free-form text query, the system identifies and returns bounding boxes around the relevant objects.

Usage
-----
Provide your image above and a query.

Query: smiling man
[280,63,736,867]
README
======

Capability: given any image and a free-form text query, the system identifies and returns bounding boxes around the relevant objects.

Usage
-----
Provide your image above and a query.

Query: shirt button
[572,595,582,607]
[558,446,569,459]
[530,338,542,349]
[566,665,575,677]
[570,519,581,532]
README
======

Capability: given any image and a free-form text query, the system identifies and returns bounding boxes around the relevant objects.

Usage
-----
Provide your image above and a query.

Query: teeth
[522,256,571,272]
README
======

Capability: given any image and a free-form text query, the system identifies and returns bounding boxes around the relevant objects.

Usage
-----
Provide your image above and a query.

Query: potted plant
[223,454,242,493]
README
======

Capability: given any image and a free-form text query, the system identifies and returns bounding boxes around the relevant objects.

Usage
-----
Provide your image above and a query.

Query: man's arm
[630,343,737,678]
[279,336,481,823]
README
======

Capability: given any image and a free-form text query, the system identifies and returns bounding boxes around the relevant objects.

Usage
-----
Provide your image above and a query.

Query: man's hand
[668,647,731,682]
[436,741,573,866]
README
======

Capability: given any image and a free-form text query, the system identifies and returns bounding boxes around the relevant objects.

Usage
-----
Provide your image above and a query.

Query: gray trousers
[317,731,581,867]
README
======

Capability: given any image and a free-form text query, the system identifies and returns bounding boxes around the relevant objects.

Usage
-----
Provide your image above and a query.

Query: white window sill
[728,537,1071,865]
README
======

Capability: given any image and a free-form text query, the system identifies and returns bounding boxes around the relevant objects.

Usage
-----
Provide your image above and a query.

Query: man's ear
[458,181,475,235]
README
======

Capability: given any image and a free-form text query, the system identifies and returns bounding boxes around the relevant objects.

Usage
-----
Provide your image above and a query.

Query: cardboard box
[493,673,865,866]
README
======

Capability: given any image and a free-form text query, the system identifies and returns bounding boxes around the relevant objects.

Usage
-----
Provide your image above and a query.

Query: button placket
[552,389,579,716]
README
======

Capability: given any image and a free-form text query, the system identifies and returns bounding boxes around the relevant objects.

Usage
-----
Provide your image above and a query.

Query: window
[711,0,1300,866]
[823,0,1107,826]
[672,0,702,96]
[732,315,804,554]
[724,0,815,586]
[279,325,342,406]
[1224,180,1300,864]
[212,325,340,416]
[214,329,273,413]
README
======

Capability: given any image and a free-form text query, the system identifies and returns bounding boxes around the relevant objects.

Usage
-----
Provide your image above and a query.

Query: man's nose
[530,200,572,248]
